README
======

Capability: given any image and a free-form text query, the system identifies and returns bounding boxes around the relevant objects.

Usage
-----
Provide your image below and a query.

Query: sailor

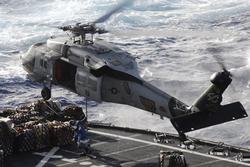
[72,117,91,155]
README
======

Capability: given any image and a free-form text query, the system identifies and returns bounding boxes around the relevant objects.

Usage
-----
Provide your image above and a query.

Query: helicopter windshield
[22,46,36,73]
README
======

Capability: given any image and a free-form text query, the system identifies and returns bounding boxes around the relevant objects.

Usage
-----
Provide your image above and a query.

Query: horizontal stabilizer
[171,102,248,133]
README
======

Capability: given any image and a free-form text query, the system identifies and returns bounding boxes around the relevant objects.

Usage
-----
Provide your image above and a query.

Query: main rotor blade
[94,0,133,24]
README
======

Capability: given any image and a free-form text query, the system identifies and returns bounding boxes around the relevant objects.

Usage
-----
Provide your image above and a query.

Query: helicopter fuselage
[22,35,247,134]
[22,36,189,119]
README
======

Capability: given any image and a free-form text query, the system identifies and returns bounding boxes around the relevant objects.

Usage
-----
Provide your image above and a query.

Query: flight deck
[6,124,250,167]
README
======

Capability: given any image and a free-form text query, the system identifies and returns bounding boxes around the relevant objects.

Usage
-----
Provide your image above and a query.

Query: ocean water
[0,0,250,147]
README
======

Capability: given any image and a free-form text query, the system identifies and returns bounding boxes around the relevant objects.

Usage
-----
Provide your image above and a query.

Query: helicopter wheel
[41,86,51,101]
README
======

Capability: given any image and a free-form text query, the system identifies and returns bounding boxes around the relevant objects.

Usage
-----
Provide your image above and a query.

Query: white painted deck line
[35,147,59,167]
[91,141,108,147]
[91,133,141,147]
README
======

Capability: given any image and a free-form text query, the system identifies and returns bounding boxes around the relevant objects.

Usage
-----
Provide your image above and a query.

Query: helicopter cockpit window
[39,59,48,69]
[22,49,35,73]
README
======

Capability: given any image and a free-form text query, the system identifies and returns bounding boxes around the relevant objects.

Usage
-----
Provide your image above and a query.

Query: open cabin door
[54,59,77,91]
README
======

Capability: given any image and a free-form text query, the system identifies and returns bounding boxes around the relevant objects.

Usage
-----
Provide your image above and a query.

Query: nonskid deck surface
[6,125,250,167]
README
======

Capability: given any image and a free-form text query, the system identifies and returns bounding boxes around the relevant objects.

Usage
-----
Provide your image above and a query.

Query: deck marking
[90,130,250,167]
[91,134,140,147]
[61,158,78,163]
[121,155,158,166]
[104,144,150,156]
[33,152,62,159]
[192,160,221,167]
[79,161,92,165]
[92,141,108,147]
[35,147,59,167]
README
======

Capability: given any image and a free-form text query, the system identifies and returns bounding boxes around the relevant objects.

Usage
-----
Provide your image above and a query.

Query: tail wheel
[41,87,51,100]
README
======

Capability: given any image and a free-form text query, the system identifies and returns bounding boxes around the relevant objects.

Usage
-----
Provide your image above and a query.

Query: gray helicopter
[21,0,247,137]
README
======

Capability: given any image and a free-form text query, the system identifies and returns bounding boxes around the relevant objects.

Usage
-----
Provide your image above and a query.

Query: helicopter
[21,0,247,137]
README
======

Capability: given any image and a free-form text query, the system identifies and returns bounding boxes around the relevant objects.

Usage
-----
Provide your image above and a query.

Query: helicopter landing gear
[41,86,51,100]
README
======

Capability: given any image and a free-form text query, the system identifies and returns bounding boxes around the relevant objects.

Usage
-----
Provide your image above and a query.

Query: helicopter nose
[22,47,36,73]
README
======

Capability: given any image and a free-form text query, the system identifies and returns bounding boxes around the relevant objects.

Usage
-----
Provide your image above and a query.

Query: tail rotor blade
[212,54,232,77]
[211,54,238,92]
[212,55,226,72]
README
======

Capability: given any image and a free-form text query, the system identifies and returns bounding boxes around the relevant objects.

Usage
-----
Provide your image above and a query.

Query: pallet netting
[9,113,31,125]
[14,127,36,153]
[0,150,3,167]
[48,121,74,146]
[159,151,187,167]
[33,123,50,150]
[16,108,40,117]
[0,100,82,155]
[24,121,38,129]
[18,102,35,111]
[0,122,14,156]
[0,109,17,118]
[63,106,85,120]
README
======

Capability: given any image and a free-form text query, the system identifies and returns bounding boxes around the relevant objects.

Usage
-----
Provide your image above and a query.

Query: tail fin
[171,102,247,133]
[170,71,247,133]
